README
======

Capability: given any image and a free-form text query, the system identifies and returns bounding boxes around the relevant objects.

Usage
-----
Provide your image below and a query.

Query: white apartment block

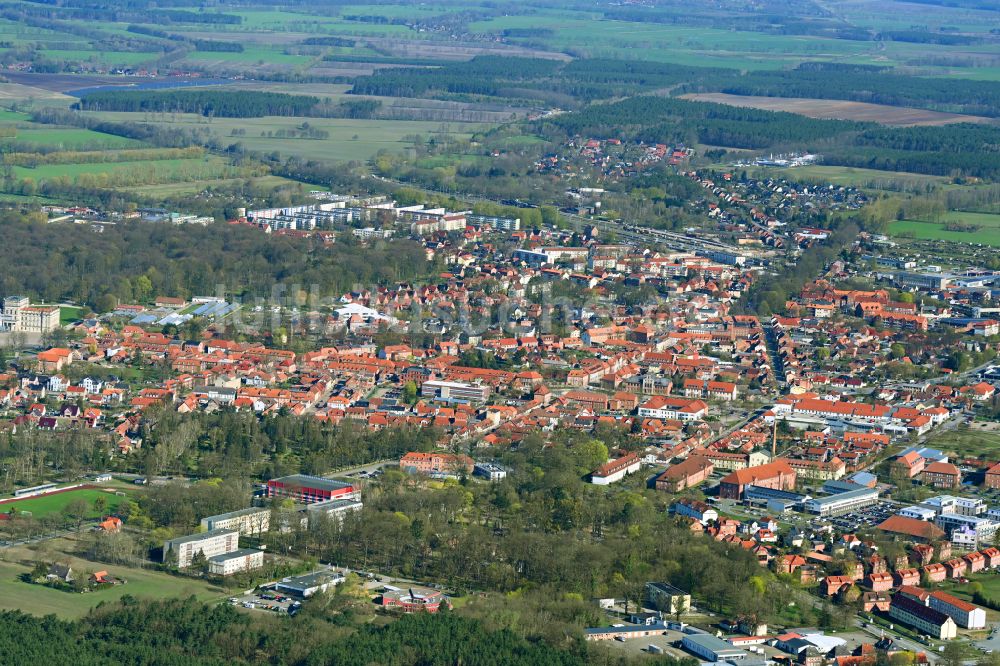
[163,528,239,568]
[200,507,270,536]
[929,591,987,630]
[207,548,264,576]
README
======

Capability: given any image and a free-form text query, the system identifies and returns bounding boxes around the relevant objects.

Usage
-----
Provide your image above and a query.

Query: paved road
[0,526,85,549]
[853,617,940,663]
[974,623,1000,653]
[325,460,393,479]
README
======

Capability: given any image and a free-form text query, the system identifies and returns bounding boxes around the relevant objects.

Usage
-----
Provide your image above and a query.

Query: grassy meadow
[890,212,1000,247]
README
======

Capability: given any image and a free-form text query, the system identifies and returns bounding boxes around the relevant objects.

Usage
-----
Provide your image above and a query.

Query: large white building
[929,591,987,630]
[0,296,60,334]
[889,594,958,640]
[305,498,363,527]
[590,454,642,485]
[420,380,490,403]
[636,396,708,422]
[163,528,239,568]
[208,548,264,576]
[934,513,999,543]
[200,507,270,536]
[922,495,987,517]
[803,486,880,517]
[682,633,747,661]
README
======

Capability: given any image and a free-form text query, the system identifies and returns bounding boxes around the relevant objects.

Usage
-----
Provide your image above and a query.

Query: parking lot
[231,590,301,615]
[711,497,896,534]
[824,501,896,533]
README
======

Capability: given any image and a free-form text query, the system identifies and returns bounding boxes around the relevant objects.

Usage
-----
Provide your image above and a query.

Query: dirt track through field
[682,92,995,126]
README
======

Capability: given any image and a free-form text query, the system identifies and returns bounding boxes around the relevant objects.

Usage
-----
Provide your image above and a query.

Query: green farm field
[180,45,316,67]
[81,111,492,162]
[467,15,881,69]
[3,128,144,150]
[890,211,1000,247]
[12,156,247,185]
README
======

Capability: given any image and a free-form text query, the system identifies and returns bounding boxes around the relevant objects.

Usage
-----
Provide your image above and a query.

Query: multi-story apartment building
[163,529,240,568]
[399,452,474,476]
[306,498,363,526]
[889,594,957,640]
[207,548,264,576]
[200,507,271,536]
[929,591,987,629]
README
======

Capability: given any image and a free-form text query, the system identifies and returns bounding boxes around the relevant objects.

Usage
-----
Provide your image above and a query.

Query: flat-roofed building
[803,486,879,517]
[200,507,270,536]
[935,513,999,542]
[420,379,490,404]
[163,528,239,568]
[208,548,263,576]
[266,475,357,504]
[646,581,691,616]
[682,633,748,661]
[306,498,363,526]
[275,569,345,598]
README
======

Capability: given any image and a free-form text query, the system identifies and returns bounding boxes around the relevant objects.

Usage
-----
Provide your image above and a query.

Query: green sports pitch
[0,486,129,518]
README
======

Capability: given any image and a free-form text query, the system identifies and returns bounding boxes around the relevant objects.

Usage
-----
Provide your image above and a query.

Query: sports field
[0,487,128,519]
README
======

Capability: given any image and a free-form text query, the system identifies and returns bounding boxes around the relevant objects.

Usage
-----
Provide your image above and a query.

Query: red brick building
[985,462,1000,490]
[266,475,356,504]
[719,461,797,499]
[922,461,961,489]
[400,452,474,476]
[655,455,714,492]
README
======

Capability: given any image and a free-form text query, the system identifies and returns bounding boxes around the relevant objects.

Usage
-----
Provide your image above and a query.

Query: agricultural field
[467,15,882,69]
[5,128,143,150]
[0,537,228,619]
[738,165,949,190]
[11,156,249,187]
[121,174,322,197]
[890,211,1000,247]
[0,82,72,104]
[80,110,492,163]
[178,45,317,70]
[681,93,994,126]
[0,486,131,519]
